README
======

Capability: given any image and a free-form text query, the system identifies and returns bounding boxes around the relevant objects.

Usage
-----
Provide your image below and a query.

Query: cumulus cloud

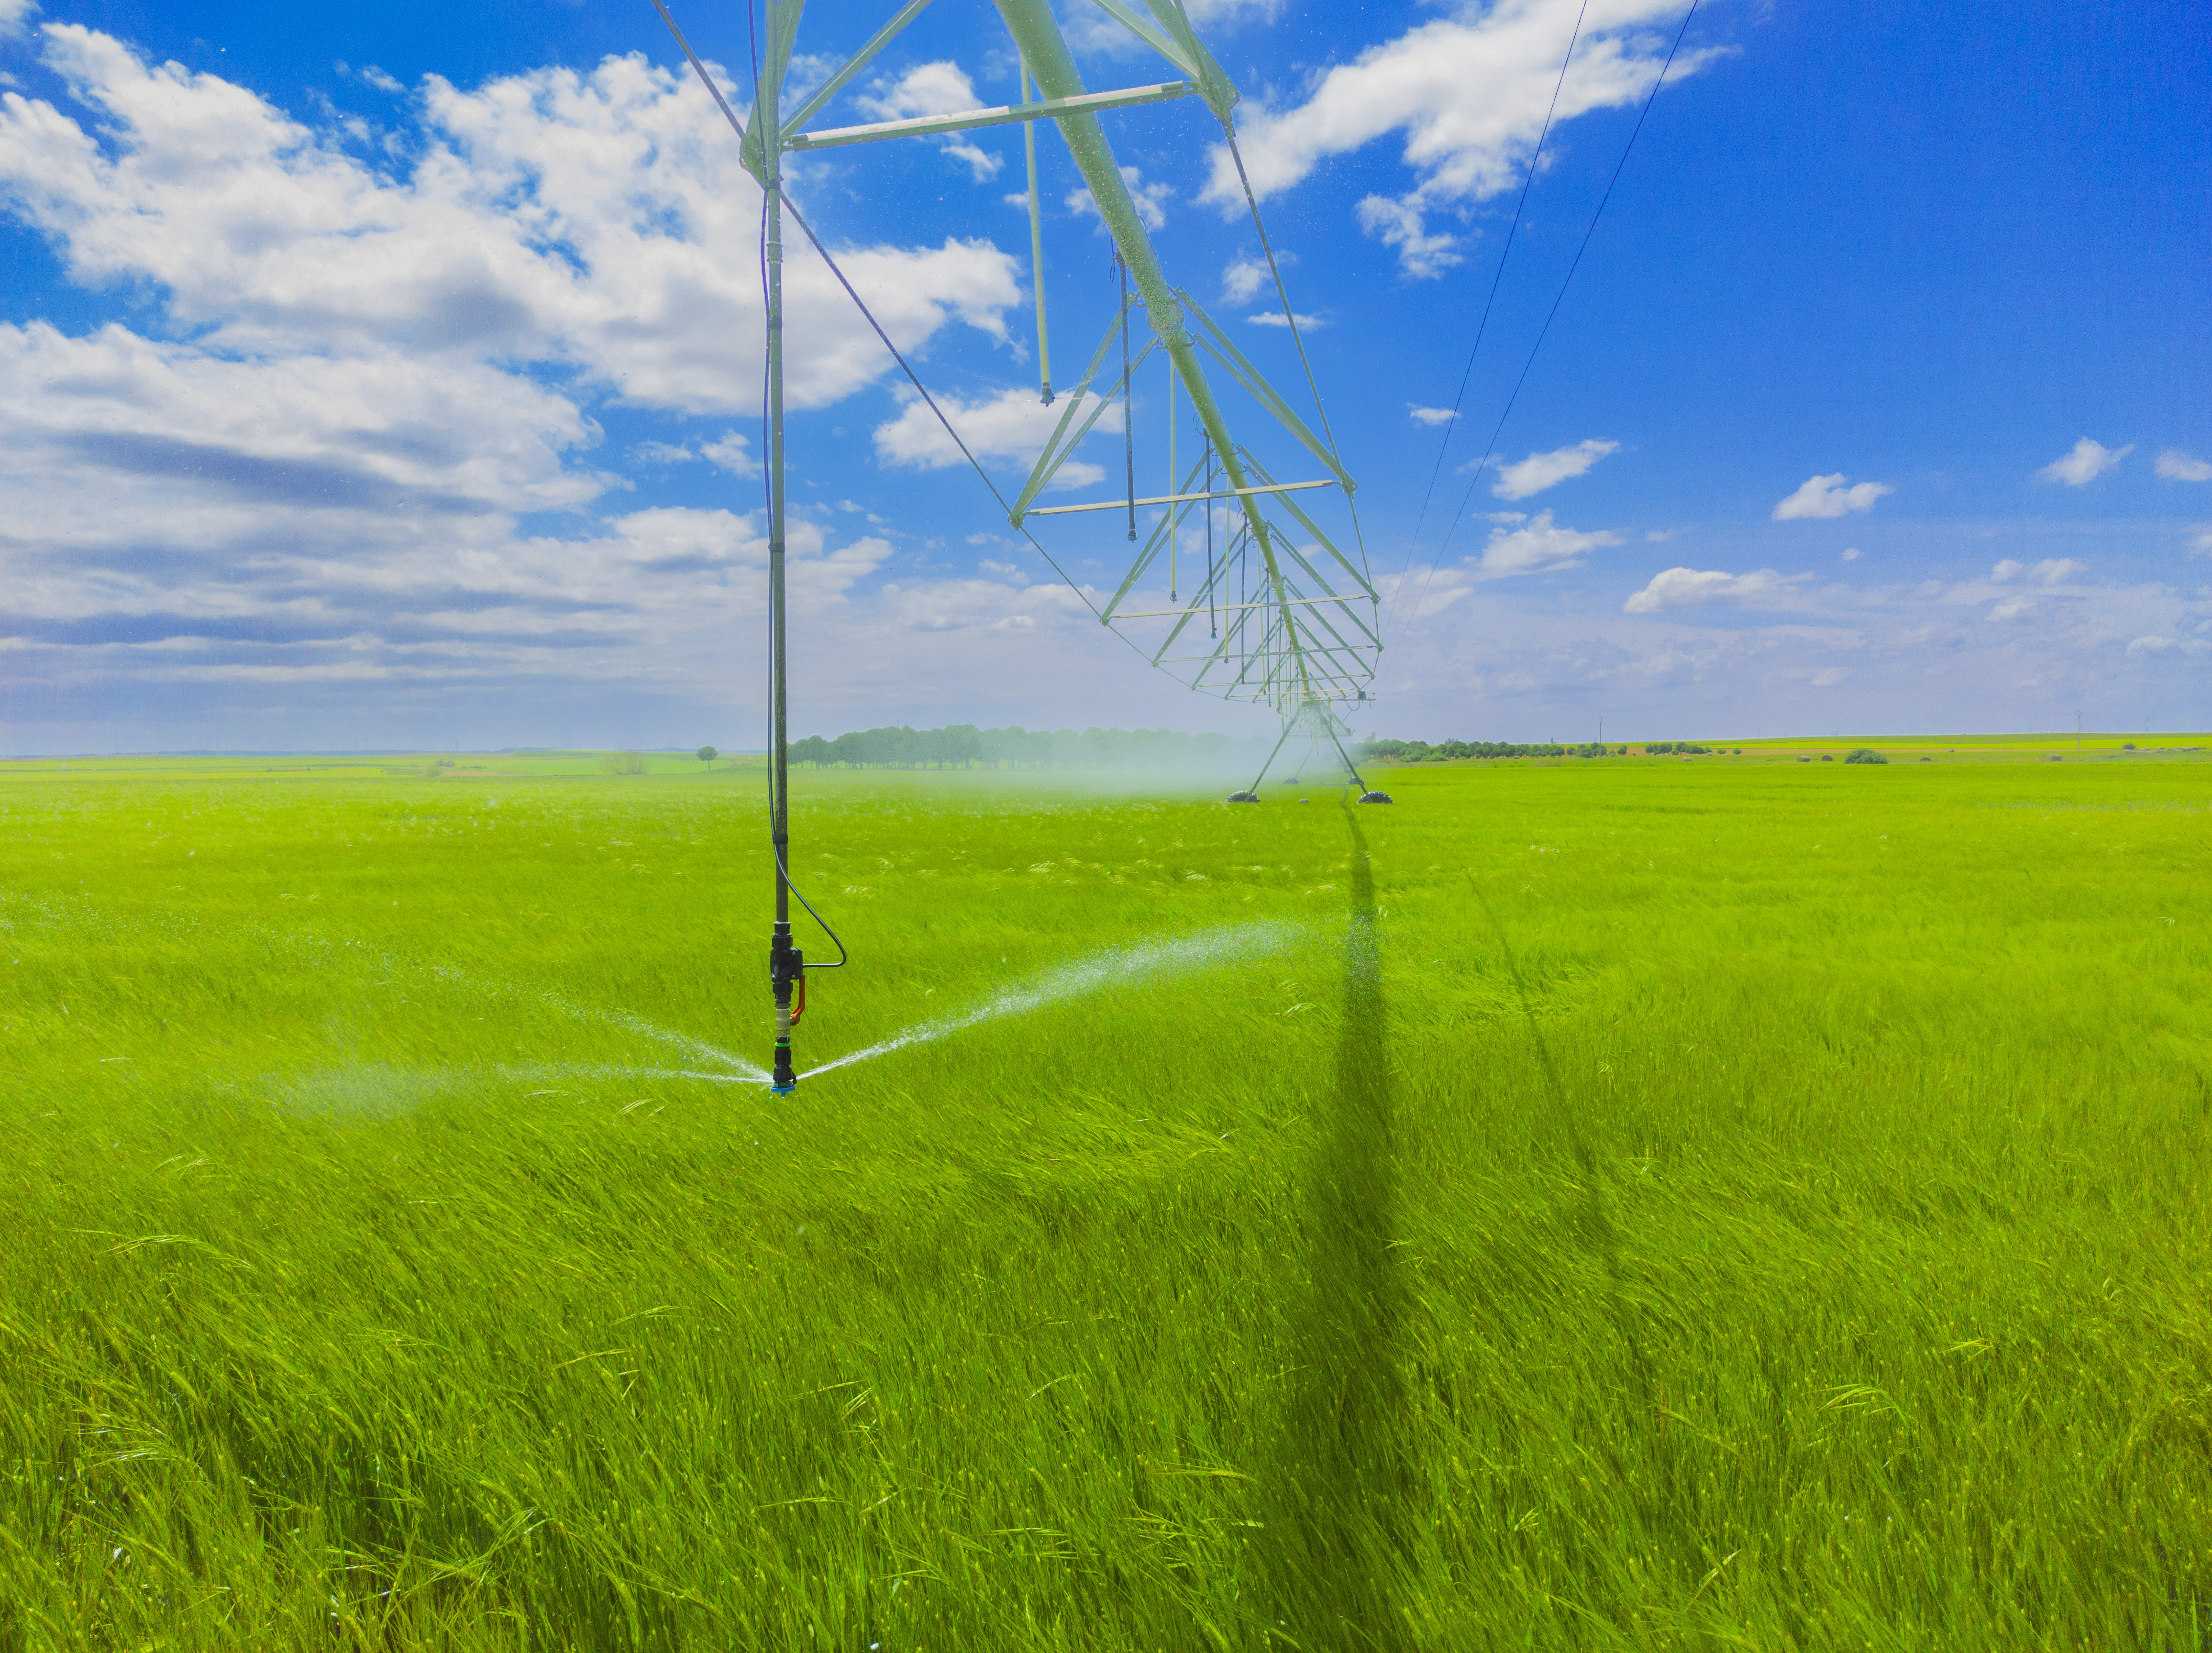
[1990,558,2085,584]
[1841,546,1861,561]
[0,0,37,35]
[1353,194,1462,278]
[1472,508,1619,579]
[1222,254,1270,303]
[1623,567,1805,613]
[2187,525,2212,555]
[1210,0,1725,276]
[1247,311,1324,329]
[1067,165,1169,231]
[1772,473,1892,520]
[1407,405,1458,427]
[0,27,1020,413]
[855,60,1002,181]
[631,431,760,476]
[2036,437,2132,486]
[0,319,602,525]
[871,385,1105,486]
[1489,438,1618,500]
[0,25,1075,741]
[2156,449,2212,482]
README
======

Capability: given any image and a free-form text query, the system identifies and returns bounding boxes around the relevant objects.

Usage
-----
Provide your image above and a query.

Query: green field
[4,748,2210,1649]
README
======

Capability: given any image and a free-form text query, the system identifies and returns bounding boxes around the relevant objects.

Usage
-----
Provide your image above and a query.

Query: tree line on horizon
[780,726,1745,772]
[1358,738,1730,761]
[787,725,1266,770]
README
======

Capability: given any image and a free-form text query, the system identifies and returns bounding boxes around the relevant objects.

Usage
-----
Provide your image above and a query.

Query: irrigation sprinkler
[649,0,1381,1085]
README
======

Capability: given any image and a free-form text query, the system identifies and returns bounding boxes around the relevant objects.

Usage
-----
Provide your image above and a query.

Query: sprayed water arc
[801,919,1304,1079]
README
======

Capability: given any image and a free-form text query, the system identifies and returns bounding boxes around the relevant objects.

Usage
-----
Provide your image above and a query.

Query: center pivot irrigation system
[648,0,1389,1090]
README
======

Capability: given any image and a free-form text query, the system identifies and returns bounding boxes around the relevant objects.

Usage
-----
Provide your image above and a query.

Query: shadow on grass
[1262,807,1411,1650]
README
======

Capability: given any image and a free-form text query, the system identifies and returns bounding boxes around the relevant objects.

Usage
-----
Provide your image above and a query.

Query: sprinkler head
[1358,790,1394,804]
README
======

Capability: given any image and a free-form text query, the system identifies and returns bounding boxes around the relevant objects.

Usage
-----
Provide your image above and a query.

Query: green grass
[4,750,2210,1649]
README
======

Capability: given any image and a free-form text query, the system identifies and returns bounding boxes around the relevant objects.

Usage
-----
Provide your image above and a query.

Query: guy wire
[1387,0,1587,626]
[1408,0,1703,628]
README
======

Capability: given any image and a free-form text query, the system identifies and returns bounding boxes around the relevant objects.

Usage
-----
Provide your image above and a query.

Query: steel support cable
[778,194,1099,611]
[1408,0,1701,628]
[778,194,1224,686]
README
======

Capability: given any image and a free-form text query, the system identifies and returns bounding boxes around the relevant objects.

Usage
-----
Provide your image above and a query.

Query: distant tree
[697,745,718,764]
[1844,748,1887,764]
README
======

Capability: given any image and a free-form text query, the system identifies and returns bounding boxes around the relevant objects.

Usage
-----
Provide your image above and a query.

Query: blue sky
[1,0,2206,753]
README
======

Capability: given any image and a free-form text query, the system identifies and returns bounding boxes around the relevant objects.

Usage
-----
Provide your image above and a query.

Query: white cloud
[1222,254,1270,303]
[631,430,760,477]
[856,60,982,123]
[1067,165,1169,231]
[0,27,1021,414]
[1841,546,1861,561]
[2191,524,2212,556]
[2036,437,2132,486]
[2156,449,2212,482]
[2127,635,2174,654]
[1472,508,1619,579]
[1353,195,1461,278]
[1623,567,1805,613]
[1211,0,1725,276]
[0,0,37,35]
[1991,558,2084,584]
[1987,595,2035,621]
[1772,473,1892,520]
[1489,438,1618,501]
[0,319,601,526]
[1407,405,1458,427]
[871,385,1105,487]
[0,27,1118,743]
[359,65,405,94]
[1247,311,1325,329]
[856,61,1001,181]
[1810,667,1849,687]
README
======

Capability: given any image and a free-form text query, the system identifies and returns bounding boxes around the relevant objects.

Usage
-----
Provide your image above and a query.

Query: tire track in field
[1264,806,1412,1650]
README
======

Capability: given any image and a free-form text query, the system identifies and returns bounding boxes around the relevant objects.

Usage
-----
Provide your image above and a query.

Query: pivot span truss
[659,0,1380,715]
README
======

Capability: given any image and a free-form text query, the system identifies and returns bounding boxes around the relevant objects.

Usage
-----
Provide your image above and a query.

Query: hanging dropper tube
[761,50,800,1094]
[1118,253,1136,541]
[1022,53,1053,405]
[1168,353,1177,600]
